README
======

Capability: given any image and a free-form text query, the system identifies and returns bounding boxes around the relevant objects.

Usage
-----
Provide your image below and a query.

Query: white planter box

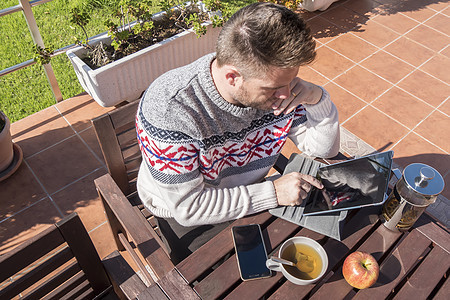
[300,0,339,11]
[67,23,220,107]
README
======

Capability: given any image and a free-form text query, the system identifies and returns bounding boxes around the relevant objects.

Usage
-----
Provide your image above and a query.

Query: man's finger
[299,173,323,189]
[299,189,308,201]
[273,97,293,115]
[272,98,283,110]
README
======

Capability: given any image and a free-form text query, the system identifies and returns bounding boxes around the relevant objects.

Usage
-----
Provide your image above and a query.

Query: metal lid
[403,163,445,196]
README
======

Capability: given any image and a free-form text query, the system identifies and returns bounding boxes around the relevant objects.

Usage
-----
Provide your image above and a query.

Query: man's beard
[232,84,274,111]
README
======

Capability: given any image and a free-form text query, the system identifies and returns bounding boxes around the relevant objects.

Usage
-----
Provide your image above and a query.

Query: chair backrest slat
[109,101,139,129]
[0,226,64,284]
[92,113,130,194]
[45,274,91,300]
[0,213,112,300]
[22,261,80,300]
[0,247,75,299]
[63,284,95,300]
[117,126,138,147]
[92,101,140,195]
[124,149,141,165]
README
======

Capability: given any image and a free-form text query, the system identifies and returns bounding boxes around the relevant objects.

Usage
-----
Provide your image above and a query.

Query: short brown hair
[216,2,316,78]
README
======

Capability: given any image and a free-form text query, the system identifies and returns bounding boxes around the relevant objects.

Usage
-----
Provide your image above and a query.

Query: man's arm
[271,79,340,206]
[286,80,340,158]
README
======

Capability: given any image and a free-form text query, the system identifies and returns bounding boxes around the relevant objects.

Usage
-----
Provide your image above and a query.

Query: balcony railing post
[19,0,63,102]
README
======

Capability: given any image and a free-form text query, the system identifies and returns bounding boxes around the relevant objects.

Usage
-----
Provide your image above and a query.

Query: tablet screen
[303,151,394,216]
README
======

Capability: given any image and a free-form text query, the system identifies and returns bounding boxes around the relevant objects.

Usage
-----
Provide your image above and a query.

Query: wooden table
[137,206,449,299]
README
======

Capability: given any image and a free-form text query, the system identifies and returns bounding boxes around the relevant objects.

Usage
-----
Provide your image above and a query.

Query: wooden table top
[138,206,449,300]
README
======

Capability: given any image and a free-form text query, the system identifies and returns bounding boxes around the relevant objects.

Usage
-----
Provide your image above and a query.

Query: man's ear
[224,67,242,87]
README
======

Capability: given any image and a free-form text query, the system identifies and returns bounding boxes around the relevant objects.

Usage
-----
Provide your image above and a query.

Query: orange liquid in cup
[281,243,323,280]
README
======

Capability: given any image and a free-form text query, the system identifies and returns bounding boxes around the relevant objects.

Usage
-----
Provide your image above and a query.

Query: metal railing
[0,0,72,102]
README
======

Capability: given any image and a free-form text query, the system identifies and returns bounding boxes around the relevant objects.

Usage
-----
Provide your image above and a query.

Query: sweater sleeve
[288,87,340,158]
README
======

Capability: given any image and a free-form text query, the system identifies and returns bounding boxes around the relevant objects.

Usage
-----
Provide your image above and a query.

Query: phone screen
[303,151,394,216]
[232,224,272,281]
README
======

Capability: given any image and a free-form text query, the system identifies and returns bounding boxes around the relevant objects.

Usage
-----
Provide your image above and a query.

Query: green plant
[263,0,303,10]
[32,5,93,66]
[69,0,230,68]
[104,0,155,52]
[69,7,92,47]
[33,45,54,65]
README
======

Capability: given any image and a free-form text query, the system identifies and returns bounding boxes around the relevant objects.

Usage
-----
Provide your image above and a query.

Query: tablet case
[269,153,347,241]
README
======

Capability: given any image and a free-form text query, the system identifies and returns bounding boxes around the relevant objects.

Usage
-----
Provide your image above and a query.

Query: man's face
[231,66,299,111]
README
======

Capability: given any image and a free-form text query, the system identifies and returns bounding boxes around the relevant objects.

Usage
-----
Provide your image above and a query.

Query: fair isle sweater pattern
[136,105,307,187]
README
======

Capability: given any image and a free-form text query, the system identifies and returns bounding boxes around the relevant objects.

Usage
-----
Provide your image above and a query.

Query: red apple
[342,251,379,289]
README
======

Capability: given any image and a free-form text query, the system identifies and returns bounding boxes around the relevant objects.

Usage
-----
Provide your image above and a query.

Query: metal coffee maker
[382,163,444,232]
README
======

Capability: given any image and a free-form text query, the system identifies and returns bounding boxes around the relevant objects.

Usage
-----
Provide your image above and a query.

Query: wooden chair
[92,101,174,284]
[0,212,147,300]
[92,100,291,282]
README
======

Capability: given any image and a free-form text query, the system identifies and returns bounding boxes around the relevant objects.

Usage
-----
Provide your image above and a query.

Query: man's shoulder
[142,54,214,109]
[138,85,210,141]
[138,54,217,134]
[148,53,214,91]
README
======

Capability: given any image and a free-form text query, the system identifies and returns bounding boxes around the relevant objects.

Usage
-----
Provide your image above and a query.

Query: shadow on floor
[305,0,445,40]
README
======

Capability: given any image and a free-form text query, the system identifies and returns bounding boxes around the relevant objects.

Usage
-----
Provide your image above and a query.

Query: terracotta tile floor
[1,0,449,262]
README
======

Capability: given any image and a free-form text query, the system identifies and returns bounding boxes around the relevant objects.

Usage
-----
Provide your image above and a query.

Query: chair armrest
[102,250,147,300]
[95,173,174,280]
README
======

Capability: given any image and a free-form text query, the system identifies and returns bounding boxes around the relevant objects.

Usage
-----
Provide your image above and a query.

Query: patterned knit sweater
[136,54,340,226]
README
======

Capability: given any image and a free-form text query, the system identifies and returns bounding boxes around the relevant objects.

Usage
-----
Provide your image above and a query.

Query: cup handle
[266,257,282,272]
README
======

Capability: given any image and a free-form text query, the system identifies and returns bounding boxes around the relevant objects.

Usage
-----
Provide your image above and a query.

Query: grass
[0,0,254,123]
[0,0,121,122]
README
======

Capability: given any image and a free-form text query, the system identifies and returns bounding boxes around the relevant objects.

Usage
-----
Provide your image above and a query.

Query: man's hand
[273,78,323,116]
[273,172,324,206]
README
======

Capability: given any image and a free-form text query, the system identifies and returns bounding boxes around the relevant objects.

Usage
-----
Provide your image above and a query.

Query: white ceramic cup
[266,236,328,285]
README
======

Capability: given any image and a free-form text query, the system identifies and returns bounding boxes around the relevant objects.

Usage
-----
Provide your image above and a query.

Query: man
[136,2,340,263]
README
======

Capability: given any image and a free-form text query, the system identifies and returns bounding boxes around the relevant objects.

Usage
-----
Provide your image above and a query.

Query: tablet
[302,151,394,216]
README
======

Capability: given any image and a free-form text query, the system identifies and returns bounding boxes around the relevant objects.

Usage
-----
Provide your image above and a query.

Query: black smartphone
[231,224,272,281]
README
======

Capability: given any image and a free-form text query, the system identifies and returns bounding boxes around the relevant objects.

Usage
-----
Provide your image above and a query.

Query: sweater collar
[199,54,270,118]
